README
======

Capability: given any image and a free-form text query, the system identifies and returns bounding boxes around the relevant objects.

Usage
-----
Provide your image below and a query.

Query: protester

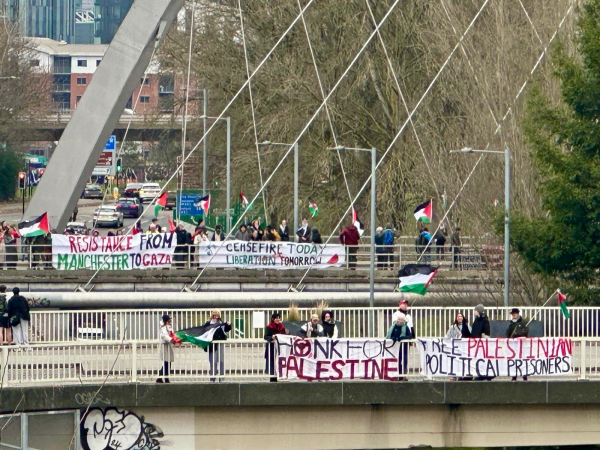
[0,285,10,344]
[250,229,261,241]
[386,313,411,379]
[264,313,289,382]
[1,222,18,269]
[193,227,209,268]
[382,224,395,269]
[321,310,338,338]
[279,220,290,242]
[146,224,159,235]
[311,228,322,244]
[507,308,529,381]
[211,224,225,242]
[433,224,448,259]
[133,220,143,235]
[0,228,5,269]
[31,234,45,269]
[234,224,250,241]
[151,218,163,233]
[375,226,385,269]
[70,206,79,222]
[107,231,115,237]
[157,314,176,383]
[471,304,490,338]
[392,298,415,338]
[446,312,471,338]
[8,287,30,346]
[451,226,462,268]
[174,224,190,268]
[339,222,360,269]
[296,217,311,243]
[300,314,324,338]
[116,229,124,236]
[250,219,264,240]
[203,310,232,382]
[92,229,100,237]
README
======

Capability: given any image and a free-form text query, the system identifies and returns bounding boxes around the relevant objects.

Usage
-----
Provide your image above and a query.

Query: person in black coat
[471,304,491,338]
[296,218,311,243]
[203,309,232,382]
[279,220,290,241]
[264,313,289,382]
[507,308,529,381]
[7,287,30,345]
[311,228,322,244]
[174,224,189,268]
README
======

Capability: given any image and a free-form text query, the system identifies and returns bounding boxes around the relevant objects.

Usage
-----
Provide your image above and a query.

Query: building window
[141,78,149,85]
[54,57,71,74]
[140,96,150,103]
[159,94,174,113]
[96,59,101,66]
[29,59,40,67]
[77,60,88,67]
[77,77,87,85]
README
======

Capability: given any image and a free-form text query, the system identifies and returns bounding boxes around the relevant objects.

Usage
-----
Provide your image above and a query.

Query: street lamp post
[258,141,299,235]
[328,146,377,320]
[200,115,231,233]
[450,146,510,307]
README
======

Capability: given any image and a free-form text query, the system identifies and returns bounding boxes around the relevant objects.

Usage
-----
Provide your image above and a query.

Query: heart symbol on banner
[327,254,339,264]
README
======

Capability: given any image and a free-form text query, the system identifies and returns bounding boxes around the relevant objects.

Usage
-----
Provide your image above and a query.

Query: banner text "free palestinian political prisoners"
[418,338,573,378]
[199,240,345,269]
[52,234,176,270]
[276,335,403,381]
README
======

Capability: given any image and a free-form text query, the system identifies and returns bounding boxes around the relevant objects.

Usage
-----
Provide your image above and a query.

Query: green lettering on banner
[57,254,69,269]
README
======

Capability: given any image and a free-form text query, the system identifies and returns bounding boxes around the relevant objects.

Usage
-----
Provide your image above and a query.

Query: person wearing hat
[507,308,529,381]
[157,314,175,383]
[392,297,415,339]
[8,287,30,346]
[386,313,412,380]
[264,313,289,382]
[470,304,490,339]
[374,226,385,269]
[300,313,324,338]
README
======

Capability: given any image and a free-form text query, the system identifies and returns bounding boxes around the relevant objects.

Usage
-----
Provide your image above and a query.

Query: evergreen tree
[509,0,600,303]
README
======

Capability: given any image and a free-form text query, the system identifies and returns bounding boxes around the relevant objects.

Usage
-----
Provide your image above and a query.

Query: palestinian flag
[175,323,228,350]
[194,195,211,215]
[240,190,249,209]
[18,212,49,238]
[399,266,438,295]
[154,192,167,217]
[557,290,570,319]
[352,208,358,223]
[309,201,319,217]
[414,200,432,223]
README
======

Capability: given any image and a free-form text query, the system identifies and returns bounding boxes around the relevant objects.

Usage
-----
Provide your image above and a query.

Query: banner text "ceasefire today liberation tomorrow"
[52,234,176,270]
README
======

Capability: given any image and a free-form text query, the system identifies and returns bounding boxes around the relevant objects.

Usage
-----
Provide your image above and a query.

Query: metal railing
[0,338,596,387]
[0,242,501,271]
[26,306,600,343]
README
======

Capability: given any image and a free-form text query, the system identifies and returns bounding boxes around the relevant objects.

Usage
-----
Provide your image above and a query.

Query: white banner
[417,338,573,378]
[198,240,345,269]
[276,335,403,381]
[52,233,176,270]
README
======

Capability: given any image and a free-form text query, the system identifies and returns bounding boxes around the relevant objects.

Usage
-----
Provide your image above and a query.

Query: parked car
[116,197,142,218]
[166,191,177,210]
[124,183,143,198]
[139,183,161,203]
[93,205,124,228]
[66,222,89,235]
[83,184,103,199]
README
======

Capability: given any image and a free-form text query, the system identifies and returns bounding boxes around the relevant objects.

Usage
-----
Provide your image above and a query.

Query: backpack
[384,229,394,246]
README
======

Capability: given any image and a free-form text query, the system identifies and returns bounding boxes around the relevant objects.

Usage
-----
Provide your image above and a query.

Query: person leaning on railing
[339,222,360,269]
[0,285,11,345]
[203,309,232,382]
[386,313,411,381]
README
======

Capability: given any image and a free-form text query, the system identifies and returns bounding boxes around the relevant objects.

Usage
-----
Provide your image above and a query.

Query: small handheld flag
[352,208,358,224]
[240,190,249,209]
[155,192,167,217]
[167,214,176,233]
[194,195,211,215]
[557,290,570,319]
[413,200,432,223]
[398,264,438,295]
[18,212,49,238]
[309,201,319,218]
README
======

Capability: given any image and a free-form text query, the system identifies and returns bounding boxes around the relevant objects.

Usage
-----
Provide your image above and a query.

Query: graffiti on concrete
[27,297,51,308]
[81,407,164,450]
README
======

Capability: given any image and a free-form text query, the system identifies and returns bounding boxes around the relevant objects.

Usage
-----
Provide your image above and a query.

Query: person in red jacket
[340,223,360,269]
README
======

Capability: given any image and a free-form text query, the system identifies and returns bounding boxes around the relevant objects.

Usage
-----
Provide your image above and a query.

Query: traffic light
[116,158,122,173]
[18,172,25,189]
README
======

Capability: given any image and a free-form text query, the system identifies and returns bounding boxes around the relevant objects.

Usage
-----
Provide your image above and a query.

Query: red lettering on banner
[506,339,516,359]
[347,359,359,379]
[278,356,287,377]
[330,360,344,380]
[538,339,548,358]
[468,338,477,357]
[316,361,330,380]
[528,338,534,359]
[383,358,398,380]
[68,236,77,252]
